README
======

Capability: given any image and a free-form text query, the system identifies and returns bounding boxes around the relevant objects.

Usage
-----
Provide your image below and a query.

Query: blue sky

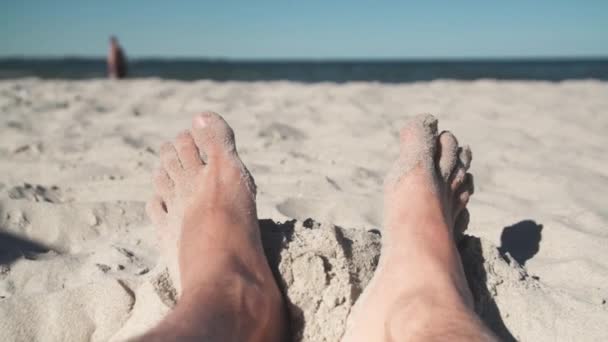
[2,1,607,59]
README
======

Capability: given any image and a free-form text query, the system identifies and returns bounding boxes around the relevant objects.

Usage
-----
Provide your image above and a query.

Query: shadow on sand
[499,220,543,266]
[0,231,52,265]
[459,235,517,342]
[259,219,301,338]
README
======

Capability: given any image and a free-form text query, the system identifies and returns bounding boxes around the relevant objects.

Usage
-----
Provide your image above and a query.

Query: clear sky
[2,0,607,59]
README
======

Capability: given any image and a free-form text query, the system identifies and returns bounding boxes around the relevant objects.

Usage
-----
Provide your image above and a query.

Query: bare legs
[134,112,285,341]
[138,112,496,341]
[342,114,496,341]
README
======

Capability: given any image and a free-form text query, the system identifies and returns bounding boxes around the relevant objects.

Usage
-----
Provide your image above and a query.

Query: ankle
[387,293,482,341]
[177,274,282,338]
[180,258,264,296]
[375,249,473,304]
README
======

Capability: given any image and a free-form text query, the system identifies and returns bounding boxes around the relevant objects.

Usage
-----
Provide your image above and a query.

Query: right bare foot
[343,114,495,341]
[142,112,285,341]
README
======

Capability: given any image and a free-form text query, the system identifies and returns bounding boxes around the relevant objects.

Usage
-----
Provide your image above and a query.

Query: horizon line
[1,55,608,62]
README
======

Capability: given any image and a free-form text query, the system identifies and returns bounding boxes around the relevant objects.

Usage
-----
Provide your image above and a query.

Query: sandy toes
[384,113,474,240]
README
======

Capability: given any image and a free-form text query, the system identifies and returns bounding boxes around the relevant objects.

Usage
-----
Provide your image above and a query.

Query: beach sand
[0,79,607,341]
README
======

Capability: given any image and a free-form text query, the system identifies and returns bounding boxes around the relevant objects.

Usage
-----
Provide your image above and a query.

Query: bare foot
[343,114,495,341]
[143,112,285,341]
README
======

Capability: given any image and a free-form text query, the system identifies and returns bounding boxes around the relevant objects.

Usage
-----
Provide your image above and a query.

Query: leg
[134,112,285,341]
[343,114,497,341]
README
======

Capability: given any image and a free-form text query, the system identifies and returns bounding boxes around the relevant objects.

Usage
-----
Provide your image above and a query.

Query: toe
[463,172,475,195]
[146,195,167,226]
[450,166,467,192]
[454,173,474,213]
[458,190,471,207]
[454,190,471,215]
[191,111,237,164]
[153,167,174,199]
[436,131,459,180]
[160,142,183,179]
[174,130,203,170]
[458,145,473,170]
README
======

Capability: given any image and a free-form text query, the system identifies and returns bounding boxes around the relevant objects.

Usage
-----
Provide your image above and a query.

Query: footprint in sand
[7,183,62,203]
[258,122,308,146]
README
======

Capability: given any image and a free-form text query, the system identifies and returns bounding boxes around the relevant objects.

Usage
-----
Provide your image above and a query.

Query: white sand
[0,78,607,341]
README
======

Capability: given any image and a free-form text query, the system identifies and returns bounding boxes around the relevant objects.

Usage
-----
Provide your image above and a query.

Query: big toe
[191,111,237,164]
[397,113,439,164]
[399,113,438,147]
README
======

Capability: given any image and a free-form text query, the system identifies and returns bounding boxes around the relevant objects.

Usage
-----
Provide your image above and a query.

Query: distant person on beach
[107,36,127,79]
[132,111,498,341]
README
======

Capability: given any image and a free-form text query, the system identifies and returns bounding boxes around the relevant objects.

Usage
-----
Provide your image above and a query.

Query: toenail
[460,192,470,203]
[194,115,208,128]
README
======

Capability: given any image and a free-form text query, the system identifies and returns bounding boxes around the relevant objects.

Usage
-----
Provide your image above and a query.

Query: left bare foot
[142,112,285,341]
